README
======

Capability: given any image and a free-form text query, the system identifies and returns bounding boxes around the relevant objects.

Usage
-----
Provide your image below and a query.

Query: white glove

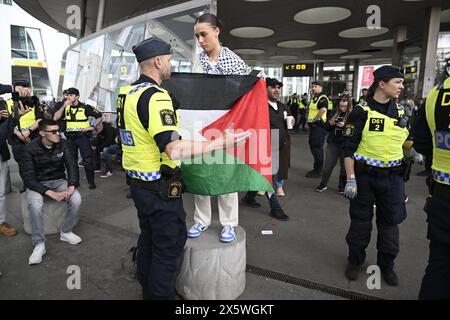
[410,147,424,165]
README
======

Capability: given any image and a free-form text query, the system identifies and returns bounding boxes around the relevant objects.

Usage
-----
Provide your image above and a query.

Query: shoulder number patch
[369,118,385,132]
[160,109,176,126]
[343,124,355,137]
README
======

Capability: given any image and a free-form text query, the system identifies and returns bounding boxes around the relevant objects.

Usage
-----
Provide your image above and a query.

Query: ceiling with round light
[233,48,266,55]
[371,39,394,47]
[339,27,389,38]
[294,7,351,24]
[13,0,450,66]
[277,40,317,48]
[230,27,274,38]
[340,54,373,59]
[313,48,348,55]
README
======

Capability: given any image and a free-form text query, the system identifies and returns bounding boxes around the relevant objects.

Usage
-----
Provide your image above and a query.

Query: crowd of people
[1,12,449,301]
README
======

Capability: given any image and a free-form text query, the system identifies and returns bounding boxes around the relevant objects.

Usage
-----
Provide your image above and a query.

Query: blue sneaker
[220,225,236,243]
[187,223,208,238]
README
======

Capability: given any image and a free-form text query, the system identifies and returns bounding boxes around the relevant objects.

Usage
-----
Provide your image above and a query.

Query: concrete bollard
[176,225,246,300]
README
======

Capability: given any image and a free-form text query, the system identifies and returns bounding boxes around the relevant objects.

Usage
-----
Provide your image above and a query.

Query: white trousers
[0,160,8,224]
[193,193,239,227]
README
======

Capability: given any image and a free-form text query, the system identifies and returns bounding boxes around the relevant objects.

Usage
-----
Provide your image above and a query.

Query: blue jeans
[103,145,122,172]
[274,174,283,189]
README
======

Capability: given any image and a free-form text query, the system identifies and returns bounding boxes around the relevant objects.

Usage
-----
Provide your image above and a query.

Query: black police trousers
[297,109,307,131]
[346,171,407,271]
[419,182,450,300]
[131,182,187,300]
[67,134,95,186]
[308,124,327,172]
[11,143,26,179]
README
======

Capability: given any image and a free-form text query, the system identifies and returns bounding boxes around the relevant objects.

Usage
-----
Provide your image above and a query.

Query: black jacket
[22,138,79,195]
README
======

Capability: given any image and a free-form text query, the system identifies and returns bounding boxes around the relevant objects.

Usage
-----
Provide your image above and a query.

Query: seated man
[22,119,82,265]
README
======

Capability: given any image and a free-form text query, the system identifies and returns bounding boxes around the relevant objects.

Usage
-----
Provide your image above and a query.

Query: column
[352,59,360,100]
[96,0,106,32]
[418,6,441,98]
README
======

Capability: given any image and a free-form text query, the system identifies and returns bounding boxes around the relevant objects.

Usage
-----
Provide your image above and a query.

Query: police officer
[288,93,299,132]
[53,87,102,189]
[6,80,43,193]
[297,93,308,132]
[306,81,330,178]
[342,66,409,286]
[414,60,450,299]
[120,36,249,300]
[358,88,368,105]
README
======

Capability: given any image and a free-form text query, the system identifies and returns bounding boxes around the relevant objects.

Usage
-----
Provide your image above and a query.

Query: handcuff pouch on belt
[158,165,184,200]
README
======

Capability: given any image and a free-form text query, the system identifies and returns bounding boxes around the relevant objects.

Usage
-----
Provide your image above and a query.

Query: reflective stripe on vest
[328,100,333,110]
[118,82,179,181]
[7,99,36,129]
[354,104,409,168]
[425,76,450,185]
[65,105,90,132]
[308,94,328,122]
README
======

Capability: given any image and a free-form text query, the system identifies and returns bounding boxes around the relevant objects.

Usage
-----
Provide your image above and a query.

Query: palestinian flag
[163,73,273,196]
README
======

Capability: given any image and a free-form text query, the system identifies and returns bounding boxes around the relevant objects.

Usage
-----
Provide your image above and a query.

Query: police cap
[67,87,80,96]
[132,37,172,63]
[266,78,283,87]
[373,65,404,81]
[13,79,30,88]
[311,80,322,86]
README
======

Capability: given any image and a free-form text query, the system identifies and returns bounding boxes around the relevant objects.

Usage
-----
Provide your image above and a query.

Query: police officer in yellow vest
[414,62,450,299]
[342,66,410,286]
[289,93,299,132]
[6,80,43,192]
[53,87,102,189]
[306,81,330,178]
[297,93,308,132]
[358,88,368,105]
[121,37,250,300]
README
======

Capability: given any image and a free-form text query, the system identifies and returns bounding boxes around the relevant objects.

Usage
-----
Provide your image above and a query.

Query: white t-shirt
[269,101,278,111]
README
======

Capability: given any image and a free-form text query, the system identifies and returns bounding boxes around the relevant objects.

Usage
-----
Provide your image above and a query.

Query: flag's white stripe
[178,109,229,141]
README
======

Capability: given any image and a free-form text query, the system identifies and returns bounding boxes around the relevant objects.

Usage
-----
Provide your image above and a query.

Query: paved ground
[0,131,430,300]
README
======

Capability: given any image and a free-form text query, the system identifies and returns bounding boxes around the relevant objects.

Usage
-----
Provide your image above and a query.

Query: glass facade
[59,0,215,116]
[10,25,52,99]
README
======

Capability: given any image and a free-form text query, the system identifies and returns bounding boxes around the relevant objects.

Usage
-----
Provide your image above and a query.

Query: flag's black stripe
[162,72,260,111]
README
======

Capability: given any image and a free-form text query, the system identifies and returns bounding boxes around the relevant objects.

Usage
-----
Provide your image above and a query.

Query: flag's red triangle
[201,79,273,185]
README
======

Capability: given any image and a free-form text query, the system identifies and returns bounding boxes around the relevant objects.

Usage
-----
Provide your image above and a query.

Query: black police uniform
[308,94,328,175]
[61,101,102,188]
[125,37,186,300]
[413,80,450,300]
[343,96,408,273]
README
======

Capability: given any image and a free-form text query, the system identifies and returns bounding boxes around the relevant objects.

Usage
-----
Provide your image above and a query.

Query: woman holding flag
[187,13,248,243]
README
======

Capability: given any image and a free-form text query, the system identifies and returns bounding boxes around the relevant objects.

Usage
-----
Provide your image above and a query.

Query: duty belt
[355,161,404,177]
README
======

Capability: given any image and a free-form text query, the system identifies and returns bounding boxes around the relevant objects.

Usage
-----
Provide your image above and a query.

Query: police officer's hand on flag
[343,178,357,200]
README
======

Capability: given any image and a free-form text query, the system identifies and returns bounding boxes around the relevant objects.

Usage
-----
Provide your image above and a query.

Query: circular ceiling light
[441,9,450,23]
[371,39,394,47]
[339,27,389,38]
[269,55,299,60]
[277,40,316,48]
[233,48,265,55]
[294,7,351,24]
[340,54,373,59]
[313,48,348,55]
[230,27,274,38]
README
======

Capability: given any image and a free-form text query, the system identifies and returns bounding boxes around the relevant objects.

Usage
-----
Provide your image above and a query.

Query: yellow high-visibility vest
[425,76,450,185]
[117,82,180,181]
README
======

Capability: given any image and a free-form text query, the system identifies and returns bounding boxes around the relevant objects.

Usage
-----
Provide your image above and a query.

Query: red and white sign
[361,66,374,87]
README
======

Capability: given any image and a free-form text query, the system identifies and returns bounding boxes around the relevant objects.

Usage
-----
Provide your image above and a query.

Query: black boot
[381,269,399,286]
[345,263,361,281]
[269,207,289,221]
[242,194,261,208]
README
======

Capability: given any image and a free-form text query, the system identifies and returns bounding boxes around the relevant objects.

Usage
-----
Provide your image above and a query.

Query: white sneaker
[29,242,46,265]
[60,231,82,245]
